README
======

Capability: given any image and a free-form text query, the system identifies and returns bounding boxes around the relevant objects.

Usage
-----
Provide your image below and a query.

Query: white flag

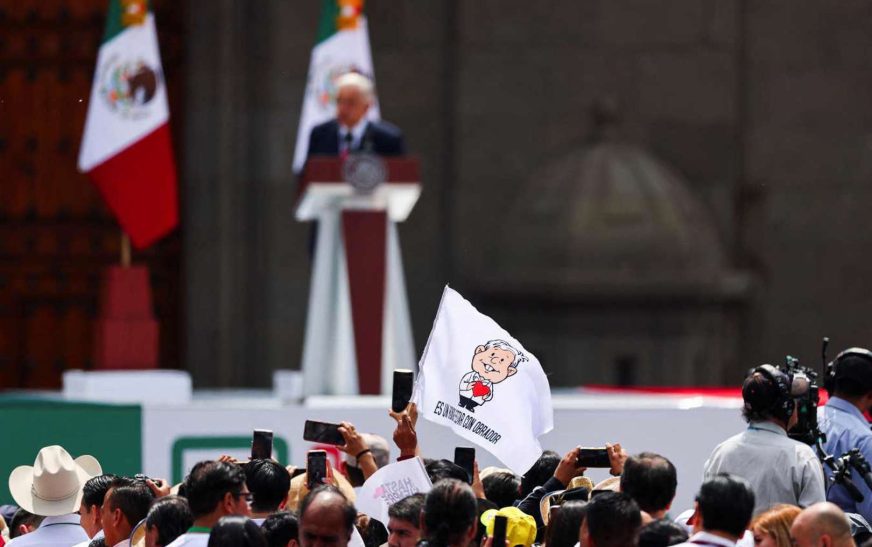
[414,287,554,475]
[356,457,432,525]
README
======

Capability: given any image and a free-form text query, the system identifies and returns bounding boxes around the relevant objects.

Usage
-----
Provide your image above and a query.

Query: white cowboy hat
[8,445,102,517]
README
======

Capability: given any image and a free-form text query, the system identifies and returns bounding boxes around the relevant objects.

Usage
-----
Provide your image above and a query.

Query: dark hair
[359,515,388,547]
[10,508,44,539]
[620,453,677,514]
[82,474,117,509]
[146,495,193,547]
[585,491,641,547]
[388,493,425,526]
[299,485,356,538]
[696,474,755,538]
[108,480,155,527]
[184,461,248,519]
[544,501,588,547]
[742,371,785,423]
[520,450,560,497]
[638,519,689,547]
[244,459,291,513]
[422,479,477,547]
[834,354,872,397]
[207,516,267,547]
[482,471,521,509]
[89,538,107,547]
[425,460,469,485]
[262,512,299,547]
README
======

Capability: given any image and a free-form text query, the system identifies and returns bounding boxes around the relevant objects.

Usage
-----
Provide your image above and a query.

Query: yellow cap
[480,506,537,547]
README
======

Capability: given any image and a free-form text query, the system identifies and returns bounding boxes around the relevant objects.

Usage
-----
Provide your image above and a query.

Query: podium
[296,156,420,395]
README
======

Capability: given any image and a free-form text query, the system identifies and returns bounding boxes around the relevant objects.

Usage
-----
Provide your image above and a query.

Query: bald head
[790,502,853,547]
[299,486,357,547]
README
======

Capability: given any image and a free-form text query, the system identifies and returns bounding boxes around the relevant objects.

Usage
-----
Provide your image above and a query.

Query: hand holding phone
[491,515,508,547]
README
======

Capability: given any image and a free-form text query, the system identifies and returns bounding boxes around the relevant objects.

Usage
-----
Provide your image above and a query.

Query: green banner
[0,395,142,505]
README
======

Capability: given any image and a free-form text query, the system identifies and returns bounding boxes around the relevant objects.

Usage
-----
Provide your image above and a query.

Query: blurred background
[3,0,872,391]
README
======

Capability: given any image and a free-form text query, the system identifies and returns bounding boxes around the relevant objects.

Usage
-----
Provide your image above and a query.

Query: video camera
[779,354,821,446]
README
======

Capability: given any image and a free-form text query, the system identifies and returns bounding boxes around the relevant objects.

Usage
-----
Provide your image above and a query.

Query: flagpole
[120,233,131,268]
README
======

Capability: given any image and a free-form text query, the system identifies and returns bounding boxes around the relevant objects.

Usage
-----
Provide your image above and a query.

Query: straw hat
[539,476,593,526]
[8,445,102,516]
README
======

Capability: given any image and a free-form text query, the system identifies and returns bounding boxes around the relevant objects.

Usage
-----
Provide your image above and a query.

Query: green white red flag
[293,0,380,172]
[78,0,178,249]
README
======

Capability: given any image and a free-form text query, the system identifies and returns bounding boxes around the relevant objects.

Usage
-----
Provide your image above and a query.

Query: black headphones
[752,364,795,422]
[825,347,872,393]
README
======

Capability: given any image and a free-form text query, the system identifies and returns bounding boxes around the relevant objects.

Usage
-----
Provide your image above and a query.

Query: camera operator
[819,348,872,522]
[704,365,825,514]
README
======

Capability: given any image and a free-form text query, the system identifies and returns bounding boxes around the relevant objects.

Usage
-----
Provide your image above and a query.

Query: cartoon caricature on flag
[458,340,528,412]
[414,287,554,475]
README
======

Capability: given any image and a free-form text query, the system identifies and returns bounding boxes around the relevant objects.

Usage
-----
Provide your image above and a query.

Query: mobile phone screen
[303,420,345,445]
[492,515,508,547]
[307,450,327,489]
[454,446,475,484]
[577,447,610,468]
[392,369,415,413]
[251,429,274,460]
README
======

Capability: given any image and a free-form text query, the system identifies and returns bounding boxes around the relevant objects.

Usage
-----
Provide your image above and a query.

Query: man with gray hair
[790,502,854,547]
[458,339,527,412]
[306,72,405,158]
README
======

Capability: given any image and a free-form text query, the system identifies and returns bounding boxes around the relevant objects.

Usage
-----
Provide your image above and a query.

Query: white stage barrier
[140,391,745,515]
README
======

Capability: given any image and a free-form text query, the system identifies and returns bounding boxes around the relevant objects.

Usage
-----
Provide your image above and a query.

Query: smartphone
[577,447,610,468]
[392,369,415,413]
[454,447,475,484]
[491,515,508,547]
[306,450,328,489]
[251,429,274,460]
[303,420,345,445]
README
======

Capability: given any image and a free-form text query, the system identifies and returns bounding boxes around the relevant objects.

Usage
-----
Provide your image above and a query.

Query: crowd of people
[5,346,872,547]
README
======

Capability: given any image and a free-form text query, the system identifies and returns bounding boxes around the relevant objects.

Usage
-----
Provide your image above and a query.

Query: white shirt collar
[689,531,739,546]
[339,118,368,145]
[39,514,83,527]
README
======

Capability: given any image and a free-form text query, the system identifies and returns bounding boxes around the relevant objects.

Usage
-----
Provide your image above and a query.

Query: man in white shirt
[101,478,154,547]
[7,445,102,547]
[704,365,825,514]
[164,461,251,547]
[673,474,756,547]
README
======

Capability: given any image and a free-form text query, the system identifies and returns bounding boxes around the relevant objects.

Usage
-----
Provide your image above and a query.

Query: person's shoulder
[166,533,207,547]
[310,119,337,135]
[369,119,403,138]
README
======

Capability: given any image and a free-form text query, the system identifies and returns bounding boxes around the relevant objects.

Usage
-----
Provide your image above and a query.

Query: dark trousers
[459,395,480,412]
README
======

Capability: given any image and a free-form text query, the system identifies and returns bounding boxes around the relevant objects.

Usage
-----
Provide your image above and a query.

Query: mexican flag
[292,0,380,172]
[78,0,178,249]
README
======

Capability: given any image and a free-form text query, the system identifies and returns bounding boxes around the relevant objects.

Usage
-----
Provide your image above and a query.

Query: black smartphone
[491,515,508,547]
[454,446,475,484]
[306,450,327,489]
[251,429,274,460]
[303,420,345,445]
[392,369,415,413]
[577,447,610,468]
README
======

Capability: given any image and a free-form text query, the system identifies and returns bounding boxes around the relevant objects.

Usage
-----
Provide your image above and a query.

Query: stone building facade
[183,1,872,387]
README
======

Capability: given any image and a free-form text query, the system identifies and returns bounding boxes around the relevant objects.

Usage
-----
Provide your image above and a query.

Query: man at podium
[307,72,406,158]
